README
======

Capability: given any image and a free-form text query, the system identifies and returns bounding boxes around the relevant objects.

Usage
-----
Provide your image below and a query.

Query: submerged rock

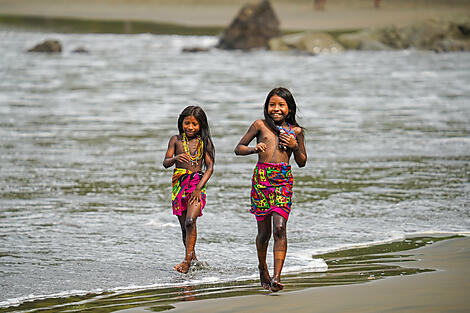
[217,0,280,51]
[72,47,90,54]
[182,47,210,53]
[269,32,344,54]
[27,39,62,53]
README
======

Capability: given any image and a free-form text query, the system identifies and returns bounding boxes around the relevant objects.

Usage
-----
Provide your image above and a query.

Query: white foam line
[306,231,469,257]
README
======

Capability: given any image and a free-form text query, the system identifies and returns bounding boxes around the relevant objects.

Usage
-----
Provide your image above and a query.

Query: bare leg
[177,211,197,261]
[174,201,201,273]
[256,215,272,290]
[271,213,287,292]
[177,211,187,248]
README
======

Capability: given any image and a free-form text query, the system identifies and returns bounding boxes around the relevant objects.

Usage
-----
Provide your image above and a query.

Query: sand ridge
[0,0,469,31]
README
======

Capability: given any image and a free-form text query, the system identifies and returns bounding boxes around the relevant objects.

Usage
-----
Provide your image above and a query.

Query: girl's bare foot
[270,279,284,292]
[258,265,272,290]
[174,261,190,273]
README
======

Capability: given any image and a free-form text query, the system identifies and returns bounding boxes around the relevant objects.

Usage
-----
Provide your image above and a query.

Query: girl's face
[182,115,200,138]
[267,94,289,124]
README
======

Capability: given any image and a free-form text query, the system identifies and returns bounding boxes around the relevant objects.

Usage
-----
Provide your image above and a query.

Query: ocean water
[0,29,469,310]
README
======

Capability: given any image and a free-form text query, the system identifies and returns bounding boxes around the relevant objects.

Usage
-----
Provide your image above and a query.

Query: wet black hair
[177,105,214,168]
[263,87,303,135]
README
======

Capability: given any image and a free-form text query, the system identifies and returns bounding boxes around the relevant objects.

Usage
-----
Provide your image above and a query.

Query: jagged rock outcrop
[337,15,470,52]
[27,39,62,53]
[217,0,280,51]
[269,32,344,54]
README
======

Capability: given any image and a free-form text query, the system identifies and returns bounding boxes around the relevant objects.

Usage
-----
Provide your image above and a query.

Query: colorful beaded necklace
[182,133,204,166]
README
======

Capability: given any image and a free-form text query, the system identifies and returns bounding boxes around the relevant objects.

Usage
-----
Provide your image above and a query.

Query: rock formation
[217,0,280,51]
[27,39,62,53]
[337,15,470,52]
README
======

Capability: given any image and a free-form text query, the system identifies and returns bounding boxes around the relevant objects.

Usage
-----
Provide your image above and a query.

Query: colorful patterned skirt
[172,168,206,216]
[250,162,294,221]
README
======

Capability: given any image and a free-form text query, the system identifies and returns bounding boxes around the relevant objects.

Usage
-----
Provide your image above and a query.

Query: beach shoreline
[121,236,470,313]
[2,234,467,312]
[1,0,469,33]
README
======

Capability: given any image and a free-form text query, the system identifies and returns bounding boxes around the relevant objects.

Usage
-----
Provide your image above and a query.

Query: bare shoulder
[169,134,180,144]
[244,119,265,133]
[293,126,304,137]
[253,119,268,129]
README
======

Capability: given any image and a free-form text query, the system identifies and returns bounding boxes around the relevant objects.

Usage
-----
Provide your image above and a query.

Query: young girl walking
[234,87,307,291]
[163,106,215,274]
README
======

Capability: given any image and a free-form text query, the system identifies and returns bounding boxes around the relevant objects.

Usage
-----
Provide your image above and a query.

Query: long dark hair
[263,87,303,135]
[177,105,215,168]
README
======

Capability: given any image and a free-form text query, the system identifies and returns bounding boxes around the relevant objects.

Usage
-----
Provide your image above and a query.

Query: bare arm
[292,130,307,167]
[234,121,266,155]
[197,148,214,190]
[162,135,190,168]
[279,127,307,167]
[189,143,214,204]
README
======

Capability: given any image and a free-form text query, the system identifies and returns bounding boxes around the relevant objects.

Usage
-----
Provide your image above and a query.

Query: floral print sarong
[250,162,293,221]
[172,168,206,216]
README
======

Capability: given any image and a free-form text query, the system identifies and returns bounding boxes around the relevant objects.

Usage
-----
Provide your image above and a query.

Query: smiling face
[182,115,200,138]
[267,94,289,125]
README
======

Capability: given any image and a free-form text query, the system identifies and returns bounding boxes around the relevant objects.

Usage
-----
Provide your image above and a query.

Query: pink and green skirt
[172,168,206,216]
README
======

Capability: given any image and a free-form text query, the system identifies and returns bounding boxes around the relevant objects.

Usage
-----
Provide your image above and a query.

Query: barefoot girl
[234,87,307,291]
[163,106,214,273]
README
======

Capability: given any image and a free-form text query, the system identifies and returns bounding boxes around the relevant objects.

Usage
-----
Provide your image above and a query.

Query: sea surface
[0,29,469,311]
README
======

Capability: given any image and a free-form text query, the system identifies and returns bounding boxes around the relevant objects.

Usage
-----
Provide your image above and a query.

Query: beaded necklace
[182,133,204,166]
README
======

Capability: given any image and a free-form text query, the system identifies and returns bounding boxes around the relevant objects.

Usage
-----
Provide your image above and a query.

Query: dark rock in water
[72,47,89,54]
[27,39,62,53]
[182,47,210,53]
[217,0,280,51]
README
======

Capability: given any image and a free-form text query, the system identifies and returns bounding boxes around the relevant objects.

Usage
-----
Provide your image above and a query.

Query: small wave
[283,259,328,273]
[145,219,179,228]
[306,233,407,256]
[436,137,470,145]
[306,231,468,257]
[406,230,470,237]
[0,289,102,309]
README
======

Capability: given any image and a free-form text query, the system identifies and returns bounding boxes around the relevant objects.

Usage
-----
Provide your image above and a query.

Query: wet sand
[0,0,469,31]
[121,236,470,313]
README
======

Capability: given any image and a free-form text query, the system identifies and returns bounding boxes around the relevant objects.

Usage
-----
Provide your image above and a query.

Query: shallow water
[0,235,459,312]
[0,29,469,310]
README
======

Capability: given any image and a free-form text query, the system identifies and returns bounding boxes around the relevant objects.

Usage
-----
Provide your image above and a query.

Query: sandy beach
[121,236,470,313]
[1,0,470,32]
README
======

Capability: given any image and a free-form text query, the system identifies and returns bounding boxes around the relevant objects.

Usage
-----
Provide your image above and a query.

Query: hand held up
[175,153,190,163]
[254,143,267,153]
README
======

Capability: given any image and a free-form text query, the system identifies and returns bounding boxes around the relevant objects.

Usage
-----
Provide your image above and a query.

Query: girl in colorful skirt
[163,106,215,273]
[234,87,307,291]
